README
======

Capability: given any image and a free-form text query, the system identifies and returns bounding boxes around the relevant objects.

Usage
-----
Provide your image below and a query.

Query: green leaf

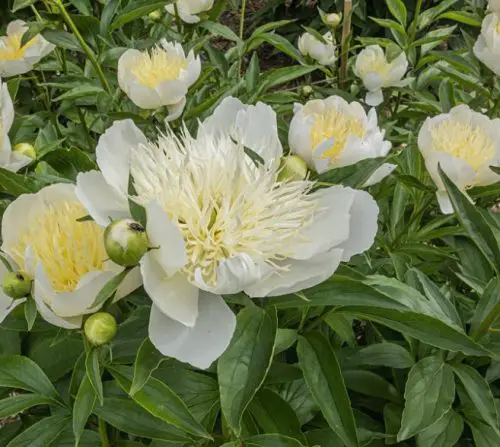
[470,278,500,339]
[347,343,414,369]
[218,306,277,436]
[252,33,305,64]
[246,52,260,93]
[92,268,131,310]
[260,66,317,90]
[249,20,296,40]
[109,366,211,439]
[130,338,165,395]
[386,0,407,25]
[23,299,37,332]
[42,29,83,52]
[73,377,96,447]
[398,356,455,440]
[467,417,500,447]
[111,1,169,29]
[204,43,229,77]
[6,413,70,447]
[12,0,38,12]
[85,347,103,406]
[93,397,192,443]
[42,148,96,181]
[221,434,305,447]
[343,370,401,403]
[316,157,387,188]
[417,0,459,30]
[416,410,464,447]
[439,166,500,274]
[297,332,359,447]
[199,21,241,42]
[453,364,499,435]
[437,11,481,27]
[0,356,61,401]
[53,85,105,101]
[0,394,56,419]
[0,168,43,197]
[274,329,298,355]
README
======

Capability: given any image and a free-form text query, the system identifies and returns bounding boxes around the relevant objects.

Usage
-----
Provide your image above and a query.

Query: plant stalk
[339,0,352,88]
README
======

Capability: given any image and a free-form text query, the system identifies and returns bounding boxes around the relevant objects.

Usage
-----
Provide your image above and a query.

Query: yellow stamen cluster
[0,32,37,61]
[430,120,495,172]
[310,107,365,159]
[9,202,106,292]
[129,47,188,88]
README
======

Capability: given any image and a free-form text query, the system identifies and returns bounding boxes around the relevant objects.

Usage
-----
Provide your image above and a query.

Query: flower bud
[325,13,342,27]
[277,155,308,182]
[301,85,313,97]
[148,9,163,21]
[13,143,36,159]
[2,271,32,299]
[104,219,149,267]
[84,312,117,345]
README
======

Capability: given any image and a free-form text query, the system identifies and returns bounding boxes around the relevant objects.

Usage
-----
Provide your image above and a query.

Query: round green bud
[84,312,117,345]
[148,9,163,21]
[277,155,308,182]
[325,13,342,27]
[13,143,36,159]
[104,219,149,267]
[2,271,32,299]
[301,85,313,97]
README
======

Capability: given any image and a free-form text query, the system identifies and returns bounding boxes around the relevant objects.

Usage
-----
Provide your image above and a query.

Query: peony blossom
[165,0,214,24]
[289,95,395,186]
[418,104,500,214]
[473,12,500,76]
[298,32,336,66]
[118,39,200,119]
[76,98,380,369]
[0,21,55,77]
[354,45,409,106]
[0,78,32,172]
[0,184,141,328]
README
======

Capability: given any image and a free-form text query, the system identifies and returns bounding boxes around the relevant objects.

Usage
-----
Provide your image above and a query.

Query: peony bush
[0,0,499,446]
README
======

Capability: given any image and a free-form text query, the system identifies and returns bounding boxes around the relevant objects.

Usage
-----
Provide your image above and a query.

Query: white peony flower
[289,96,395,186]
[118,39,201,119]
[418,104,500,214]
[0,78,32,172]
[165,0,214,23]
[0,21,55,78]
[354,45,409,106]
[76,99,380,369]
[0,184,141,327]
[298,32,336,66]
[473,12,500,76]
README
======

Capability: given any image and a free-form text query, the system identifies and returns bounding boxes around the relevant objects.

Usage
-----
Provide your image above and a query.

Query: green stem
[471,303,500,341]
[98,418,110,447]
[54,0,112,94]
[173,3,183,35]
[78,109,94,151]
[237,0,247,78]
[408,0,423,42]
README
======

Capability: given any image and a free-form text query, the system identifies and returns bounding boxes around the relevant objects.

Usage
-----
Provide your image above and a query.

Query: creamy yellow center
[129,47,188,88]
[430,120,495,172]
[359,55,390,78]
[9,202,106,292]
[0,32,38,61]
[496,21,500,34]
[310,107,365,159]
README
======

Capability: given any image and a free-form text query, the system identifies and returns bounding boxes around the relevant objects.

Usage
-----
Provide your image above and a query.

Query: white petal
[244,248,344,297]
[1,81,14,133]
[200,96,245,139]
[75,171,129,226]
[96,120,148,195]
[145,201,187,275]
[115,265,142,301]
[141,250,198,327]
[289,108,314,168]
[436,191,454,215]
[337,188,379,261]
[312,137,335,173]
[424,151,475,191]
[363,163,397,187]
[365,89,384,106]
[148,292,236,369]
[165,97,186,122]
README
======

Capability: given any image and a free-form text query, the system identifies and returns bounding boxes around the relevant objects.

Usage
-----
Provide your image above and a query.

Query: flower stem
[53,0,112,94]
[173,2,183,35]
[339,0,352,88]
[98,417,109,447]
[237,0,247,78]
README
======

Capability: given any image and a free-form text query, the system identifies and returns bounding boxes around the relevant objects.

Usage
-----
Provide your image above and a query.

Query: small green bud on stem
[104,219,149,267]
[84,312,118,345]
[277,155,308,182]
[2,271,32,299]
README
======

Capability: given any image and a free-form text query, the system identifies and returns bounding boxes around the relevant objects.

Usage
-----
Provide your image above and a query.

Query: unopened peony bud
[13,143,36,159]
[325,13,342,27]
[84,312,117,345]
[104,219,149,267]
[2,271,32,299]
[148,9,163,21]
[278,155,308,182]
[301,85,313,97]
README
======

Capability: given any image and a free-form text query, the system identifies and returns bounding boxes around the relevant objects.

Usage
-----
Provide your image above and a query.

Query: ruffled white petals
[298,32,336,65]
[474,13,500,76]
[245,248,344,297]
[148,291,235,369]
[365,89,384,106]
[165,0,214,23]
[165,97,186,122]
[145,201,187,276]
[75,171,129,226]
[96,119,148,196]
[363,163,397,187]
[141,251,199,327]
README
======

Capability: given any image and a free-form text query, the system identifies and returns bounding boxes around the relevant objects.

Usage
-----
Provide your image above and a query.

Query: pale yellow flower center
[359,55,390,78]
[0,31,38,61]
[430,120,495,172]
[496,21,500,34]
[310,107,365,159]
[9,202,106,292]
[129,47,188,88]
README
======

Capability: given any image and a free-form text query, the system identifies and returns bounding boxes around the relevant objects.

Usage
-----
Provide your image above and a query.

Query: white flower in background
[289,95,395,186]
[418,105,500,214]
[165,0,214,23]
[76,99,379,369]
[0,79,32,172]
[473,12,500,76]
[298,32,336,66]
[118,39,200,120]
[354,45,409,106]
[488,0,500,11]
[0,184,141,327]
[0,21,55,77]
